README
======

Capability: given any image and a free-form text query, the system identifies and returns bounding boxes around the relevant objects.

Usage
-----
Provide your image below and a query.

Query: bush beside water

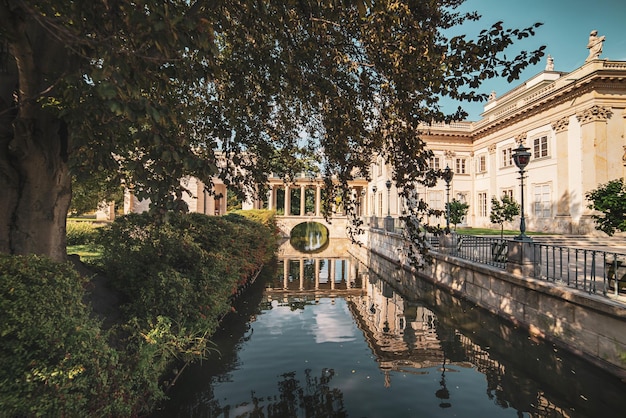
[0,211,278,416]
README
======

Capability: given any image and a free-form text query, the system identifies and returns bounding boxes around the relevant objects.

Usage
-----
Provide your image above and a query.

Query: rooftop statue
[585,30,605,62]
[545,54,554,71]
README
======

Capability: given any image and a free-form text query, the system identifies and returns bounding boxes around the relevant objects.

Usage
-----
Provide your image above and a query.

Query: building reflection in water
[269,229,601,417]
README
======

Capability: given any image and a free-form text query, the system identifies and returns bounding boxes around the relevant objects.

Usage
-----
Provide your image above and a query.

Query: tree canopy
[0,0,544,260]
[586,178,626,236]
[490,195,520,239]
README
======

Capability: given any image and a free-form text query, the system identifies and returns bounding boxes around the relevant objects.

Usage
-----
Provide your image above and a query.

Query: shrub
[586,178,626,236]
[0,254,162,417]
[66,220,101,245]
[98,211,278,356]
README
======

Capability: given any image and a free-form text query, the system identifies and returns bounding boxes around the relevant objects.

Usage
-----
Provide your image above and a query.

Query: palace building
[369,55,626,235]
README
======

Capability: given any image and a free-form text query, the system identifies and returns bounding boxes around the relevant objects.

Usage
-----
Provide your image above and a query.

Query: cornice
[470,62,626,140]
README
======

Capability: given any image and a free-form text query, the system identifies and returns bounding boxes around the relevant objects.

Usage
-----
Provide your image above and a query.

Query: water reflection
[155,240,626,418]
[289,222,329,253]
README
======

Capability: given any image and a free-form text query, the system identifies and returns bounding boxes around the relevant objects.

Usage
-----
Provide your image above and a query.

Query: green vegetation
[66,220,101,245]
[0,255,153,417]
[2,211,278,416]
[2,1,543,261]
[586,178,626,236]
[448,199,470,230]
[489,195,521,239]
[66,221,104,261]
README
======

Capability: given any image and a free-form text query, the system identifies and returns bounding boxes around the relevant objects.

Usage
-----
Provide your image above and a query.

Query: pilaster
[551,116,571,217]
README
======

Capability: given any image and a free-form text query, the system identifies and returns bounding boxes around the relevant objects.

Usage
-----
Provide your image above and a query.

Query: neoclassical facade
[370,58,626,235]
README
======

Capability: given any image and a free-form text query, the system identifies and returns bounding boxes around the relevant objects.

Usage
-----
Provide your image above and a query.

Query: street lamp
[512,143,532,242]
[385,179,392,216]
[385,179,393,232]
[443,165,454,231]
[372,185,377,216]
[360,189,366,217]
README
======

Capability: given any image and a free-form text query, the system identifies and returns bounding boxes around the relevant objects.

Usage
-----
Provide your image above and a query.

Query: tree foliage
[0,0,544,260]
[448,198,469,230]
[490,195,520,239]
[586,178,626,236]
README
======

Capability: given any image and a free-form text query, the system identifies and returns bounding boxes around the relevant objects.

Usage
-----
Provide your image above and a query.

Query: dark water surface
[155,253,626,418]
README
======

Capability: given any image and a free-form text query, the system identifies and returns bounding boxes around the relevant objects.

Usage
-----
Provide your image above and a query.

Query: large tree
[0,0,544,261]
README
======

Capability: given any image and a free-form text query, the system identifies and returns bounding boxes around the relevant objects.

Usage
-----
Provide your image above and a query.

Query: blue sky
[444,0,626,120]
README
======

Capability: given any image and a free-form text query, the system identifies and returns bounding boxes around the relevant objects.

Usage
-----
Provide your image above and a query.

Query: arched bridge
[276,215,350,239]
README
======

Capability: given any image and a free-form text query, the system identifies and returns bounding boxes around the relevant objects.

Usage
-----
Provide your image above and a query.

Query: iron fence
[533,243,625,297]
[369,221,626,299]
[432,234,626,298]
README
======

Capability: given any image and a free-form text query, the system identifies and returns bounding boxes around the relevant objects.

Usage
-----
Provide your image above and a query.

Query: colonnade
[266,178,369,217]
[281,257,364,290]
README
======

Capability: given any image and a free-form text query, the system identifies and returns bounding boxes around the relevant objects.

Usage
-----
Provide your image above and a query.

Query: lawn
[67,244,102,262]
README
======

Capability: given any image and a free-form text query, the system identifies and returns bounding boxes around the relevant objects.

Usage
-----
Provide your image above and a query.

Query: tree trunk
[0,3,72,262]
[0,115,71,262]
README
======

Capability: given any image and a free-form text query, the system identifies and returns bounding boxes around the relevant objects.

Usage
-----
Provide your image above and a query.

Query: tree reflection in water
[209,368,347,418]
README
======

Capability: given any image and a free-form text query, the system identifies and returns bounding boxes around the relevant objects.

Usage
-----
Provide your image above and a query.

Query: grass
[67,244,102,261]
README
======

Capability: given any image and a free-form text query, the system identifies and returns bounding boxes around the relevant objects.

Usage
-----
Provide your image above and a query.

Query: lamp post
[512,144,532,242]
[385,179,394,231]
[360,189,366,217]
[385,179,392,216]
[443,165,453,231]
[372,185,377,216]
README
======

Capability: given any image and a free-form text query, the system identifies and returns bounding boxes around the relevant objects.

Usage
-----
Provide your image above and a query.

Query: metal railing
[533,243,625,297]
[368,221,626,299]
[433,234,626,298]
[430,234,509,269]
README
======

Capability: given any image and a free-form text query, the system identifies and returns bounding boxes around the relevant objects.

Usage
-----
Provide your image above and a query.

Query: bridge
[259,174,368,238]
[275,215,351,239]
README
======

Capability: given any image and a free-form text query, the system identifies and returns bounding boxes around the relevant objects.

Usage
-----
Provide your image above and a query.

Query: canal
[154,238,626,418]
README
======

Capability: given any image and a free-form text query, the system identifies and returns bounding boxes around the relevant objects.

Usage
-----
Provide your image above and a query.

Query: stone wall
[350,229,626,379]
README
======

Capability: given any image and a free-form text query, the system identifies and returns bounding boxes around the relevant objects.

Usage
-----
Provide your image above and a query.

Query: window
[501,147,513,167]
[455,158,467,174]
[377,158,383,176]
[533,184,551,218]
[533,136,549,159]
[429,157,440,170]
[501,189,514,199]
[428,191,443,210]
[478,192,488,217]
[476,155,487,173]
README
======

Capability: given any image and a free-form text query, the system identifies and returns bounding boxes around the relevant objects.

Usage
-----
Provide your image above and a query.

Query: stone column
[299,259,305,290]
[552,116,571,217]
[300,185,306,216]
[315,185,321,216]
[576,105,612,201]
[284,185,291,216]
[268,186,274,210]
[330,259,335,290]
[488,143,497,196]
[315,259,320,289]
[623,110,626,180]
[283,259,289,289]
